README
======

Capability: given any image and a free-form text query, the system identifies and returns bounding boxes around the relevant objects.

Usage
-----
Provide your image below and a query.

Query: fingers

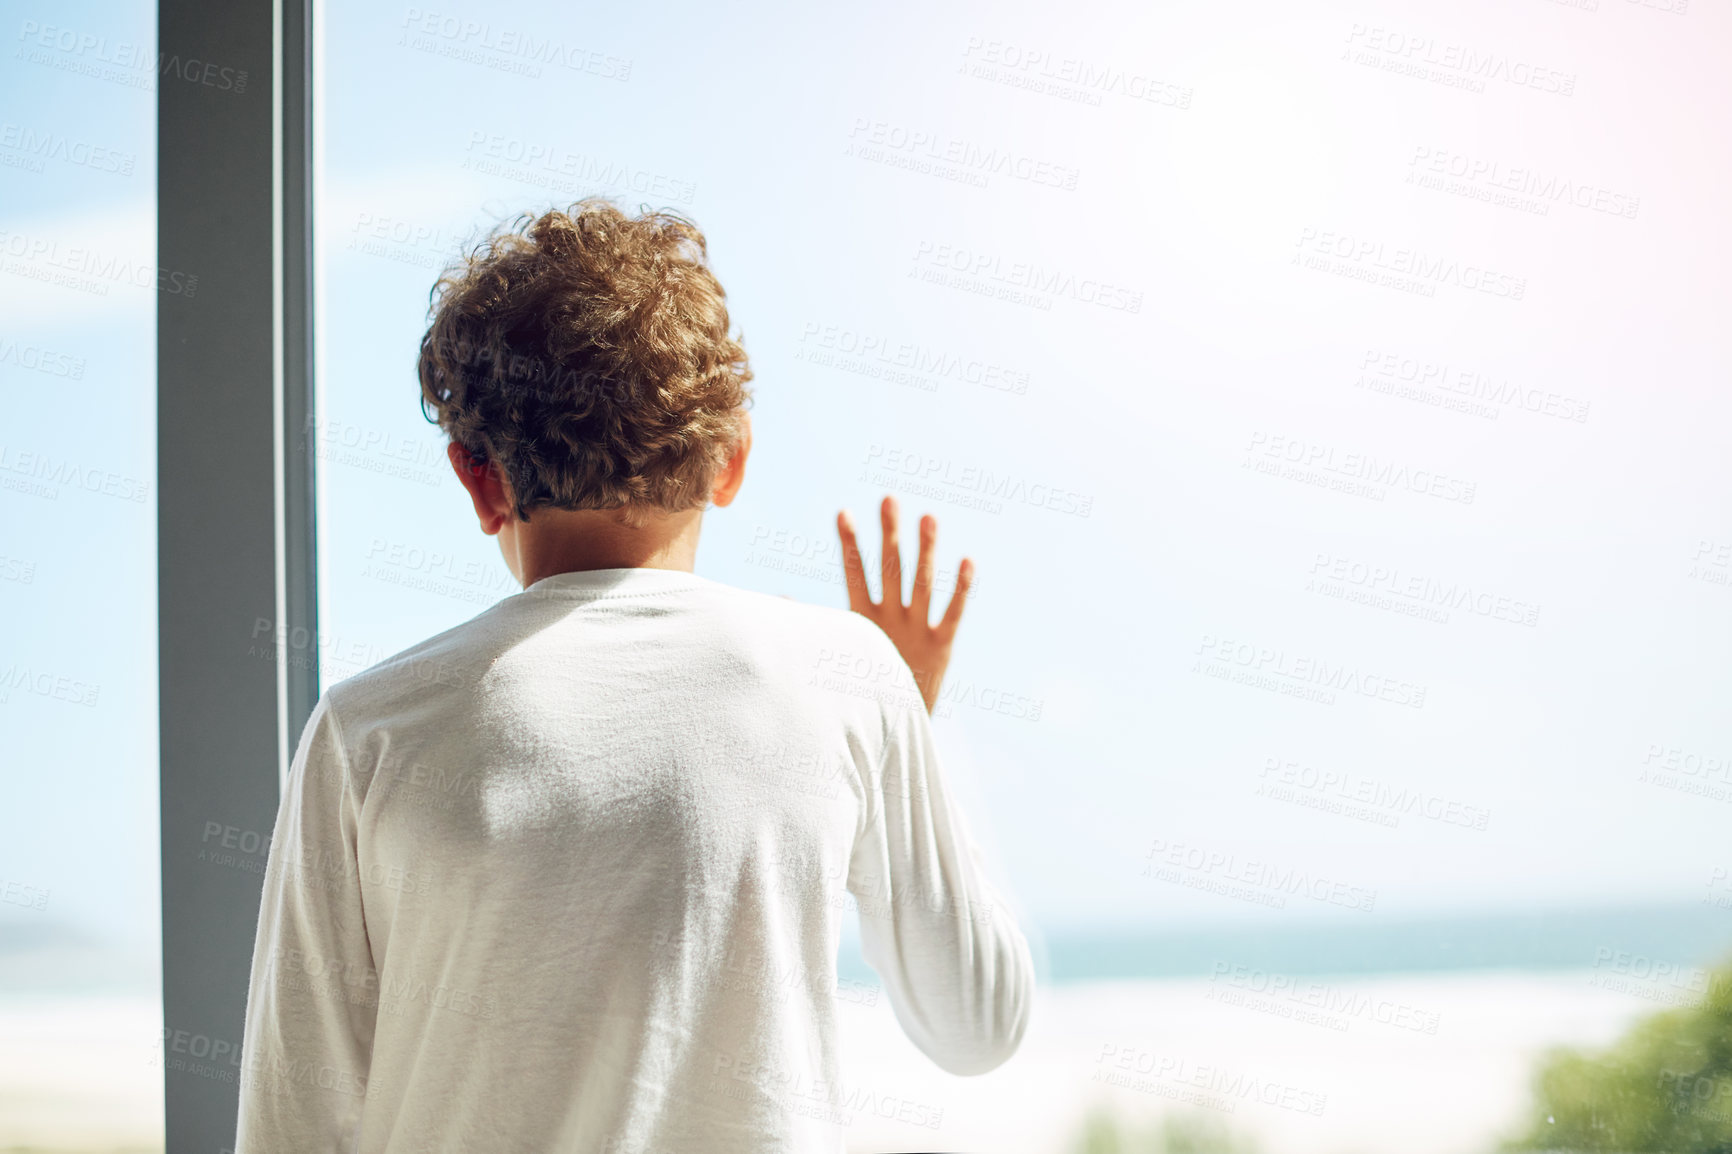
[936,557,973,641]
[836,510,873,614]
[879,495,904,613]
[844,499,957,632]
[910,514,937,625]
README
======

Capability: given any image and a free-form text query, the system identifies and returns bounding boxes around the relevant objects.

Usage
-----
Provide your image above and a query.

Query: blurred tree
[1071,1103,1260,1154]
[1506,957,1732,1153]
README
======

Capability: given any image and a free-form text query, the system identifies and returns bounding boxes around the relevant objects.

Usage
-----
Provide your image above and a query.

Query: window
[316,4,1732,1149]
[0,2,164,1149]
[13,1,1722,1150]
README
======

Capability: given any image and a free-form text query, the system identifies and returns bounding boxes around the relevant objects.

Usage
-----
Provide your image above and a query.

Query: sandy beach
[0,994,164,1152]
[833,969,1662,1154]
[0,969,1665,1153]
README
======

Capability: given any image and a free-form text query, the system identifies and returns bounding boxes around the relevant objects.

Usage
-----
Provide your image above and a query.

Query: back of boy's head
[417,198,754,529]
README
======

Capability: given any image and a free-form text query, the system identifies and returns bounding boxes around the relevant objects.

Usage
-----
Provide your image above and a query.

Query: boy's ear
[447,442,514,535]
[711,413,752,508]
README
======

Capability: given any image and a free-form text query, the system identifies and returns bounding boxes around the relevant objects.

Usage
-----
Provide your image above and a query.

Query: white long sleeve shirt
[235,565,1033,1153]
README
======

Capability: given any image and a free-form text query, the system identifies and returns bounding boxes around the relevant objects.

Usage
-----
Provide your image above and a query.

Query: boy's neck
[501,505,704,588]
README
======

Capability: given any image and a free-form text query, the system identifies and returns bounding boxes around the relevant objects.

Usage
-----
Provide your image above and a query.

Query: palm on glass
[836,495,973,715]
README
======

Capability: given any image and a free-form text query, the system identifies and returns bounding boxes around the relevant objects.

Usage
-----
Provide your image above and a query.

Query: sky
[1,0,161,987]
[5,0,1732,992]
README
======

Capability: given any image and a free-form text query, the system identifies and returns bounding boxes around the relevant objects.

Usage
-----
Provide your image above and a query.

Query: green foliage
[1506,959,1732,1153]
[1071,1103,1260,1154]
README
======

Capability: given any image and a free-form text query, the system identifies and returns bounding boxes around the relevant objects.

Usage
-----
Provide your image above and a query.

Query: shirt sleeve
[846,666,1035,1076]
[235,692,380,1152]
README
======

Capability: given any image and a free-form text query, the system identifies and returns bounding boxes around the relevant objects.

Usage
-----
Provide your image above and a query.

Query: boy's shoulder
[317,575,912,718]
[707,578,903,657]
[318,599,511,719]
[714,581,922,707]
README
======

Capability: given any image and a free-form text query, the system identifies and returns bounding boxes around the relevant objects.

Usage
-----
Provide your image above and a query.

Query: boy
[235,198,1033,1152]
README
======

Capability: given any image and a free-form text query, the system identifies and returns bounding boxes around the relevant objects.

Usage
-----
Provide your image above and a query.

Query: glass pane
[0,0,163,1149]
[315,3,1732,1151]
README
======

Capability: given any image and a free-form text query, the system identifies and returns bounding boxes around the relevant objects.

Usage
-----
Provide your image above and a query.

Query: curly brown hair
[417,198,754,528]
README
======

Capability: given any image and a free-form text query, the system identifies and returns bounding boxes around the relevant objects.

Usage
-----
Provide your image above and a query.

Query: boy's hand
[836,496,973,715]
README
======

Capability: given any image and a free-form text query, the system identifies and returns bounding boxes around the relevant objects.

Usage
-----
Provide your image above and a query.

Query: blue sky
[6,0,1732,990]
[1,0,160,987]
